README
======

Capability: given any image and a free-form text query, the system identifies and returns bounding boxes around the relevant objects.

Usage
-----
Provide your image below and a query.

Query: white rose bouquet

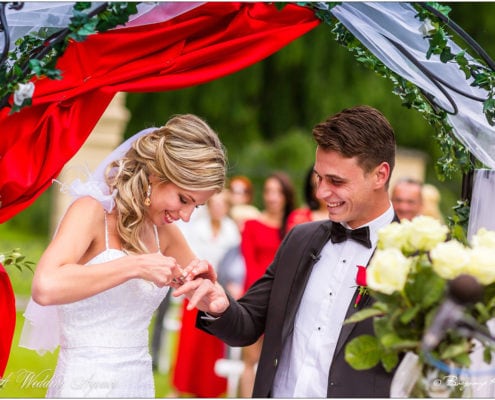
[344,216,495,385]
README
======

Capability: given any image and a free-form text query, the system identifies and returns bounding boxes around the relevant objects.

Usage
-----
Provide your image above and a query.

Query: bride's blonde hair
[105,114,227,253]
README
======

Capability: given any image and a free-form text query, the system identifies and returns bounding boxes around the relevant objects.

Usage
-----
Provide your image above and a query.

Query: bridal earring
[144,184,151,206]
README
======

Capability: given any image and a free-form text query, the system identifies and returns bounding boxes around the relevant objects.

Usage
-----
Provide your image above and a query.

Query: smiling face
[147,178,216,226]
[313,147,390,229]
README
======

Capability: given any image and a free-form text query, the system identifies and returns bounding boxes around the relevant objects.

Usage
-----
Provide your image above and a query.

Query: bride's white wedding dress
[46,215,169,398]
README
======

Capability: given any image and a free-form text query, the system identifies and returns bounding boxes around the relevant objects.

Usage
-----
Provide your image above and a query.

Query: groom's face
[313,147,384,229]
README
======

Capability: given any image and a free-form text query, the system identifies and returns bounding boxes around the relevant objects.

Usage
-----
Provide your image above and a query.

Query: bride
[21,114,226,397]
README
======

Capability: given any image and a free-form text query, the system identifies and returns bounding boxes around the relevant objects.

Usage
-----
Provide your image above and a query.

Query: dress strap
[104,212,110,250]
[153,225,161,254]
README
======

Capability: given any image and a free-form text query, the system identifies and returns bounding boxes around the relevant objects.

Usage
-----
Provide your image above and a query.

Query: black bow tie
[330,223,372,249]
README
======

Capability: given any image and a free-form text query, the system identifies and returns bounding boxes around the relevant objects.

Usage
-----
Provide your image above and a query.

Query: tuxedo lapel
[281,221,332,343]
[333,285,374,356]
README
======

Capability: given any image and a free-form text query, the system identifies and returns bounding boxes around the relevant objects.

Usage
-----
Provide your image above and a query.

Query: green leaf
[380,333,419,351]
[373,316,394,339]
[345,335,382,370]
[400,304,420,324]
[439,341,471,359]
[381,349,400,372]
[344,307,384,324]
[429,3,452,17]
[483,346,493,364]
[451,352,471,367]
[406,267,445,308]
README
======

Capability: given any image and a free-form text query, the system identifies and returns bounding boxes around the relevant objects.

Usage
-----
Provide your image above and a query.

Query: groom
[175,105,397,397]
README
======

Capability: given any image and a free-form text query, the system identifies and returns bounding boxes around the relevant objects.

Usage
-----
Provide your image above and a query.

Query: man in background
[391,177,423,221]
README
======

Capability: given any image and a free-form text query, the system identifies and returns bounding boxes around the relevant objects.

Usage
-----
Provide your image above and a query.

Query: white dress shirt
[272,205,395,398]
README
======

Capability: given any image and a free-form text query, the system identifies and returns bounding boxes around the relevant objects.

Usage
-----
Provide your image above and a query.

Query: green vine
[0,248,34,273]
[0,2,139,113]
[415,3,495,126]
[447,199,471,244]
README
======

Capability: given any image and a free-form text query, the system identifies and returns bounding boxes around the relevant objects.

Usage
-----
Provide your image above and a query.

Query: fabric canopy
[0,2,319,223]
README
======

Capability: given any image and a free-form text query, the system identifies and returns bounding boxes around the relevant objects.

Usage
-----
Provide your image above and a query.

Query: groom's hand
[173,277,229,316]
[171,258,217,286]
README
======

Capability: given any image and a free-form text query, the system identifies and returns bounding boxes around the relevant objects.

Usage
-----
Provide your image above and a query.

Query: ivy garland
[0,2,138,113]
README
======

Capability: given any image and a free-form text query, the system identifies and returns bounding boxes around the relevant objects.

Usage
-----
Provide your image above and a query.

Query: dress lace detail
[46,216,169,398]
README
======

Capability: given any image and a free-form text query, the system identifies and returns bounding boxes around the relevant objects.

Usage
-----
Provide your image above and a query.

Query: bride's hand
[133,253,184,287]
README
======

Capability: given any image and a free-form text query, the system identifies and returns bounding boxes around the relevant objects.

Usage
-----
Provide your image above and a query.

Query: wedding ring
[172,276,185,285]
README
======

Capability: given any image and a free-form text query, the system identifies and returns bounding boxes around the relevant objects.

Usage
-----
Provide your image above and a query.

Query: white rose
[419,18,436,36]
[467,247,495,285]
[430,240,470,280]
[407,216,449,252]
[367,248,412,295]
[471,228,495,249]
[13,82,35,106]
[377,221,410,251]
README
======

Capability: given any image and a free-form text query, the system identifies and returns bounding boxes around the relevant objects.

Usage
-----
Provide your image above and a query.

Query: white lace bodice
[58,248,168,349]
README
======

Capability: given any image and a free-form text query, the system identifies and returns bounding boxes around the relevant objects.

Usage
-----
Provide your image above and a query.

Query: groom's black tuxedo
[197,219,397,397]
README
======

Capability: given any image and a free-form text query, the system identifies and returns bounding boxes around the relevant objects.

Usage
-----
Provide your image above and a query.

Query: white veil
[19,127,156,355]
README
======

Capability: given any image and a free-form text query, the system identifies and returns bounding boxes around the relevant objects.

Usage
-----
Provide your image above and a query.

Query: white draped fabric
[468,169,495,239]
[466,169,495,397]
[331,2,495,170]
[1,2,203,52]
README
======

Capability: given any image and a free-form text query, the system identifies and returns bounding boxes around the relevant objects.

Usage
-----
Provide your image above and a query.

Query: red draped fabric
[0,263,15,378]
[0,2,319,223]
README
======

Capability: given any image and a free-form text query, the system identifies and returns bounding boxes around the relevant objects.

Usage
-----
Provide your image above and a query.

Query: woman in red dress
[239,171,295,397]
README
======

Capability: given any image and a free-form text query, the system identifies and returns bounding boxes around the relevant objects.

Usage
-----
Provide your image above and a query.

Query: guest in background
[229,175,255,207]
[238,171,295,397]
[391,177,423,221]
[286,166,328,233]
[217,205,260,300]
[172,190,240,398]
[217,175,261,299]
[227,175,260,226]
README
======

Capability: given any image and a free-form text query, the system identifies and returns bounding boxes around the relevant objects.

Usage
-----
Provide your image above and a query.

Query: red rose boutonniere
[354,265,368,308]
